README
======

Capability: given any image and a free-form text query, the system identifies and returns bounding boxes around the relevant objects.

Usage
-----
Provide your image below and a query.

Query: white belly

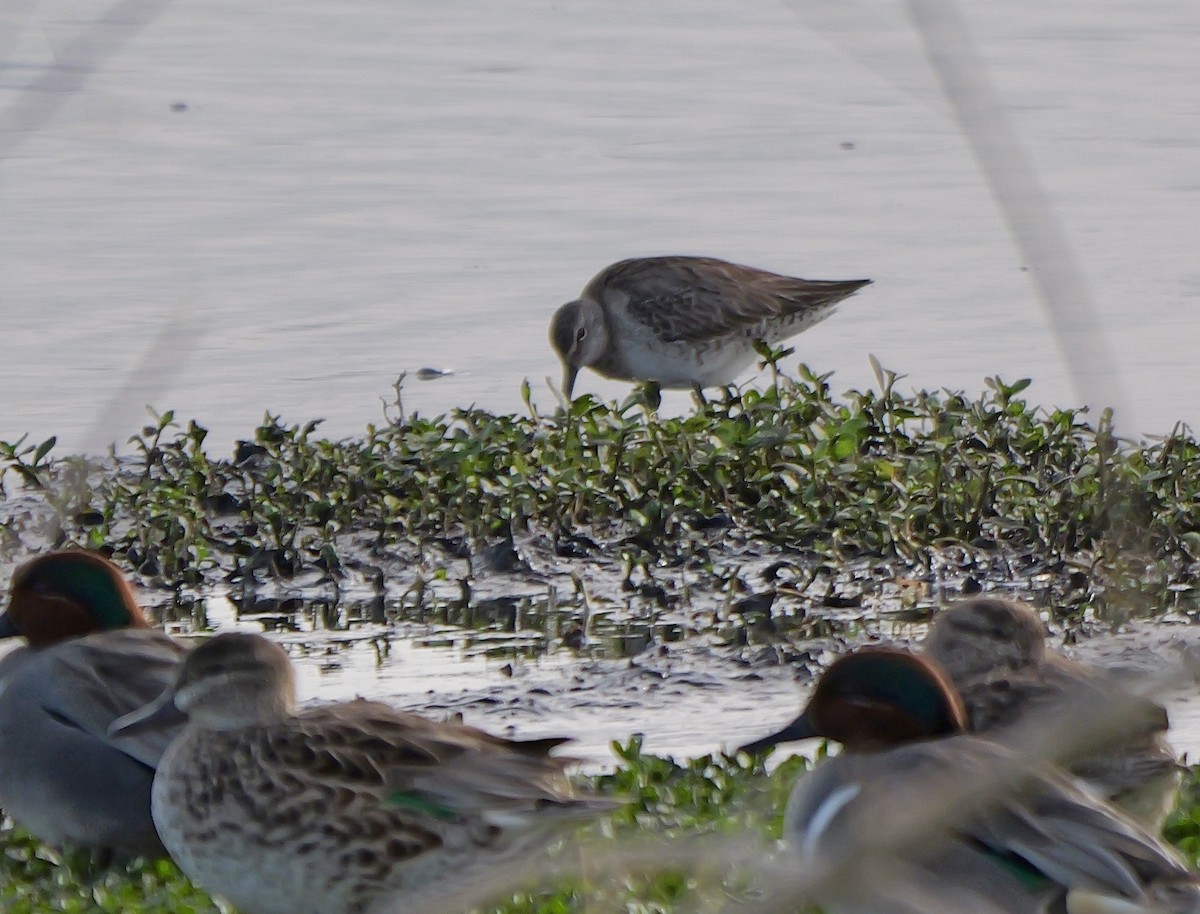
[615,336,759,387]
[605,297,837,387]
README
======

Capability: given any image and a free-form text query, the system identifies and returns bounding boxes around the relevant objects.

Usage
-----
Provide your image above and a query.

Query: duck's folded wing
[389,715,612,826]
[800,739,1189,894]
[286,703,614,826]
[1041,656,1171,740]
[965,756,1191,900]
[1072,745,1181,794]
[967,661,1171,765]
[37,629,186,767]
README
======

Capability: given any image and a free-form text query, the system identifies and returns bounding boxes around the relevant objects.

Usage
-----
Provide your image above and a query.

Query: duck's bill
[108,688,186,738]
[737,712,818,754]
[562,365,579,400]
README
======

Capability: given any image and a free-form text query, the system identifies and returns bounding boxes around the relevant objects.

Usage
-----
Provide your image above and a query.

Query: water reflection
[216,592,693,663]
[132,583,1200,765]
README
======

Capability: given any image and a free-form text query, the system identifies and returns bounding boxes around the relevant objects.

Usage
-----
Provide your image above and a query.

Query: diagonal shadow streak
[0,0,171,161]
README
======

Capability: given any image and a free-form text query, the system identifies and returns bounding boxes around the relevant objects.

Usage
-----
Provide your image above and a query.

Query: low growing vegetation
[2,360,1198,620]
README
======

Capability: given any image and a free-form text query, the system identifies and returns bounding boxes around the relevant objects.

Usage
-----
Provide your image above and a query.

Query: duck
[738,647,1200,914]
[922,597,1180,829]
[0,549,186,860]
[110,631,614,914]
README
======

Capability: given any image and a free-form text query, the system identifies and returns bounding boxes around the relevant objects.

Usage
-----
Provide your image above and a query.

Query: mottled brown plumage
[923,598,1180,829]
[112,633,611,914]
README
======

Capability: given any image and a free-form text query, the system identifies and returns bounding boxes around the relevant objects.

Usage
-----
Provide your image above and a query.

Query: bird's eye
[576,327,587,343]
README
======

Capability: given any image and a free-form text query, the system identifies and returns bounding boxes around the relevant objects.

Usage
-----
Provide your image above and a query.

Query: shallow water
[0,0,1198,454]
[247,601,1200,765]
[2,581,1187,768]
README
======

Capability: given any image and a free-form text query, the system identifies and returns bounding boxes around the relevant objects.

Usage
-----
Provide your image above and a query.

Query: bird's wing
[787,738,1192,904]
[266,703,613,830]
[592,257,868,343]
[962,658,1169,741]
[949,741,1191,901]
[35,628,186,767]
[1041,654,1170,737]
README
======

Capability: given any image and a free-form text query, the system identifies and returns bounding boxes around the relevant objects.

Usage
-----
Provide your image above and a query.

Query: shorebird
[549,256,870,397]
[0,550,186,859]
[739,648,1200,914]
[111,632,614,914]
[922,597,1180,830]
